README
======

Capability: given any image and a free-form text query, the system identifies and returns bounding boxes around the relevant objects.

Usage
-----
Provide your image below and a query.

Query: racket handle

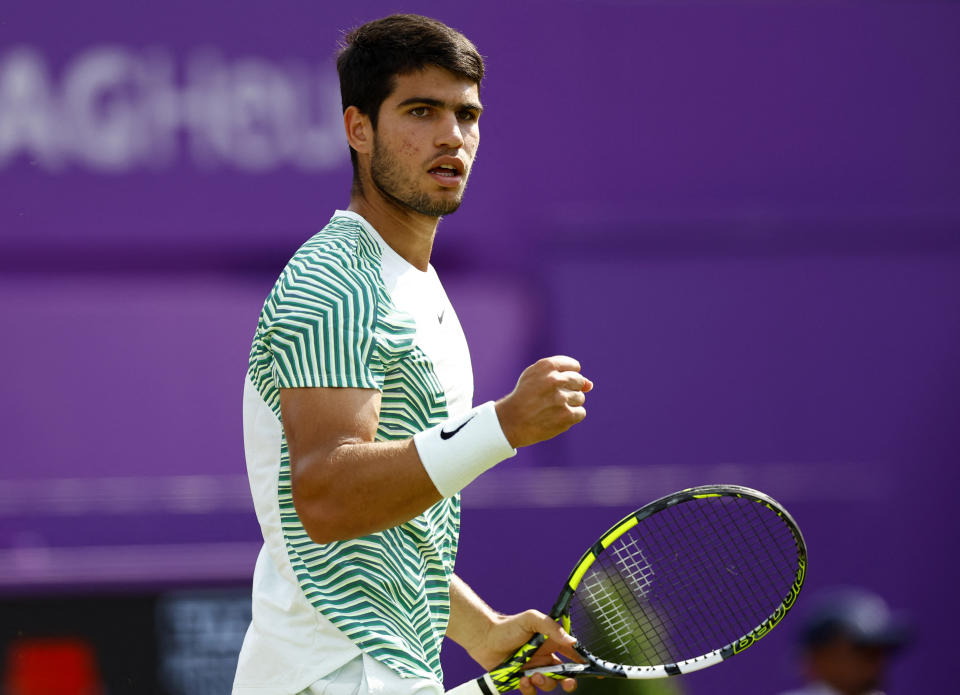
[447,634,547,694]
[445,674,497,695]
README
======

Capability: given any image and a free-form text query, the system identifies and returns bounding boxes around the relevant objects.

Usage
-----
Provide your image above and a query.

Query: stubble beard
[369,137,467,218]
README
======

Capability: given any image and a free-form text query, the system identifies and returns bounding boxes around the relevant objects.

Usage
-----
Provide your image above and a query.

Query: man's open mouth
[429,164,460,177]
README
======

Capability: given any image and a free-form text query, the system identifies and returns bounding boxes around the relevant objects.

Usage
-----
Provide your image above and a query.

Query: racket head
[548,484,807,678]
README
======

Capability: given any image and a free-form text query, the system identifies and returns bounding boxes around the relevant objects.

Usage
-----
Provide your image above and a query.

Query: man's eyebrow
[396,97,483,113]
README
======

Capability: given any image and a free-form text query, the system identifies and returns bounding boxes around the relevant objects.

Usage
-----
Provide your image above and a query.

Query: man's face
[368,66,482,217]
[809,639,892,695]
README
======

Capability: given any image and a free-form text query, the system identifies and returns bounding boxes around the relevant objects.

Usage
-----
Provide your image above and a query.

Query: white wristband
[413,401,517,498]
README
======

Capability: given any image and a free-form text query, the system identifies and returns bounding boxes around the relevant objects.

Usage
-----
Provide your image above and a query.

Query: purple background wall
[2,1,958,692]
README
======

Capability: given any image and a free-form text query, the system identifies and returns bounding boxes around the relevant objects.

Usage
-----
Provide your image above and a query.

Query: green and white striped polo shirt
[234,211,473,693]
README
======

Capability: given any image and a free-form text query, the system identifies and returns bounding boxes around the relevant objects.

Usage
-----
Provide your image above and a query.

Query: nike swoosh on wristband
[440,415,475,440]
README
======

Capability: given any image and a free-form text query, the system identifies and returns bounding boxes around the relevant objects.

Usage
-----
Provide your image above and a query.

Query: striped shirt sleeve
[264,248,382,391]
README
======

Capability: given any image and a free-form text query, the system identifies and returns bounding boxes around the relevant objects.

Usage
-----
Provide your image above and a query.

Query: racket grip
[447,634,548,694]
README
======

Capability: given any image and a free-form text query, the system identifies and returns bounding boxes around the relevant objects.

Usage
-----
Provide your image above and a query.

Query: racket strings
[567,496,799,667]
[661,498,788,646]
[655,497,796,654]
[609,535,655,598]
[665,498,795,656]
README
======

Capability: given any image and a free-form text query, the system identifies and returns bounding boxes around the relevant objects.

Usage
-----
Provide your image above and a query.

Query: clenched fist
[495,356,593,449]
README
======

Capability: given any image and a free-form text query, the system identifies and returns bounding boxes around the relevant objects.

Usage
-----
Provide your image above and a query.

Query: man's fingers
[533,673,561,692]
[519,673,576,694]
[525,612,583,663]
[514,613,581,693]
[556,372,590,392]
[501,356,592,448]
[524,610,574,646]
[546,637,583,664]
[543,355,581,373]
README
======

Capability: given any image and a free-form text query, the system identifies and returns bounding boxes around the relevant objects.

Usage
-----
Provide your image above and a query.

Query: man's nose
[435,112,465,149]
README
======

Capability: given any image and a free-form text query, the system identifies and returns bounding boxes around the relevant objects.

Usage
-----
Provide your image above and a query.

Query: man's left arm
[447,574,578,695]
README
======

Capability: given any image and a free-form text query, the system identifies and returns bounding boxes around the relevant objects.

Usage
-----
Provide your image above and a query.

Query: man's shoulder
[291,212,382,274]
[262,213,384,316]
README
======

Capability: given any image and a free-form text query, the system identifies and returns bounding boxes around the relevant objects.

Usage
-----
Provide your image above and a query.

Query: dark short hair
[798,588,910,651]
[337,14,484,169]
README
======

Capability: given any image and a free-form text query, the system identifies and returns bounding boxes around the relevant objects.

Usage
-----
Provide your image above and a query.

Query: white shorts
[298,653,444,695]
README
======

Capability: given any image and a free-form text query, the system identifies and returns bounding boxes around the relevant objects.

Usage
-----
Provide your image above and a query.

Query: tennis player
[233,14,591,695]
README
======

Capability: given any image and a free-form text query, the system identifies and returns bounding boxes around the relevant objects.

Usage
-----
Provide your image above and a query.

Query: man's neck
[348,191,438,272]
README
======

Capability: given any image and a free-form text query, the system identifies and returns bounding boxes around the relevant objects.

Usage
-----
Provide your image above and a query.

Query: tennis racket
[447,484,806,694]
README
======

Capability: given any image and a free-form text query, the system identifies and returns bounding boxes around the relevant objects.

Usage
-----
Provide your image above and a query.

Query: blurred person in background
[778,588,909,695]
[233,13,592,695]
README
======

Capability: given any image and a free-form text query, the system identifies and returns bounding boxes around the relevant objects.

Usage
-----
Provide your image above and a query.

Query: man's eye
[457,110,477,122]
[410,107,429,117]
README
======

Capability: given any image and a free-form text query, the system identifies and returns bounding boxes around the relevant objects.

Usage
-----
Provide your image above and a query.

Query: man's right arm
[281,384,442,543]
[282,355,593,544]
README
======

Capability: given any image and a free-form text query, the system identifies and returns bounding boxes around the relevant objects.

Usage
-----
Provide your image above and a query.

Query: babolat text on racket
[446,484,806,694]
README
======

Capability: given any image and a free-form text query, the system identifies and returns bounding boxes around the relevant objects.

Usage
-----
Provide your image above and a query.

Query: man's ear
[344,106,373,155]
